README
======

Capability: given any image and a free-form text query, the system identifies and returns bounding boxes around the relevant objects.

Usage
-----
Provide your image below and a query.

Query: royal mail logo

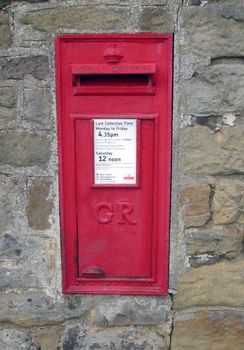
[123,175,134,180]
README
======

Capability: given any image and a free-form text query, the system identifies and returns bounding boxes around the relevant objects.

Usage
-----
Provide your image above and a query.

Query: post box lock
[56,34,172,295]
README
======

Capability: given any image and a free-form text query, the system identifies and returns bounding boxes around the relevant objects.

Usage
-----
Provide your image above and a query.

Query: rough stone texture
[61,325,167,350]
[213,179,244,224]
[180,122,244,175]
[0,56,49,80]
[0,291,93,326]
[20,6,131,32]
[0,176,17,234]
[0,292,172,328]
[0,233,23,260]
[0,86,17,127]
[180,63,244,114]
[0,0,48,9]
[181,5,244,58]
[171,309,244,350]
[32,326,64,350]
[180,184,211,227]
[174,258,244,308]
[0,1,243,349]
[26,178,53,230]
[0,12,12,48]
[0,329,38,350]
[0,133,51,168]
[23,87,51,126]
[88,296,172,327]
[139,6,173,32]
[185,229,244,265]
[142,0,167,4]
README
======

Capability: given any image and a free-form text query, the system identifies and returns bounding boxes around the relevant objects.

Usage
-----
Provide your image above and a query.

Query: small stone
[212,179,244,224]
[189,254,222,267]
[26,178,53,230]
[89,296,172,327]
[180,64,244,115]
[0,12,12,48]
[20,6,131,32]
[0,175,17,234]
[174,258,244,308]
[0,133,51,168]
[0,234,22,260]
[0,1,10,10]
[61,325,167,350]
[0,56,49,80]
[181,5,244,58]
[185,229,243,262]
[180,184,211,227]
[171,309,244,350]
[23,88,51,125]
[0,86,17,126]
[33,326,64,350]
[141,0,167,4]
[0,86,16,108]
[139,6,173,32]
[180,122,244,175]
[0,329,38,350]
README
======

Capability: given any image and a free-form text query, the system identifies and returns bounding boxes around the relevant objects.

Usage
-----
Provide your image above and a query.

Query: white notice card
[94,119,137,185]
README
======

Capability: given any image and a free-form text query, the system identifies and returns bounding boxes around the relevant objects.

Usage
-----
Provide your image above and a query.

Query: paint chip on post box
[94,119,136,185]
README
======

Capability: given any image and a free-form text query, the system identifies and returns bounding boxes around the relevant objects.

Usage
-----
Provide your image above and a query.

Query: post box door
[56,34,172,295]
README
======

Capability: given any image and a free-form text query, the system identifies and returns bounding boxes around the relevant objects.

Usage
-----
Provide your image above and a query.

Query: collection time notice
[94,119,137,185]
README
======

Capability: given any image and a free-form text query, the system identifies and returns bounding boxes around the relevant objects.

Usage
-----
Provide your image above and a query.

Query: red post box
[56,34,172,295]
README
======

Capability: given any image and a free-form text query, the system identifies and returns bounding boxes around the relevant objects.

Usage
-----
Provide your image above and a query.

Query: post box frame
[56,34,172,295]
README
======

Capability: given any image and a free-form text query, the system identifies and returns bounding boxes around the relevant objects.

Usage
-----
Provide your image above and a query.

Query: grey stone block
[0,56,49,80]
[0,12,12,48]
[0,329,38,350]
[0,132,51,168]
[19,6,132,32]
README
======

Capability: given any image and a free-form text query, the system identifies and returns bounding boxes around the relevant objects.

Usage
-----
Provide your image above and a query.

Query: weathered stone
[0,267,40,290]
[88,296,172,327]
[189,254,222,267]
[0,56,49,80]
[171,309,244,350]
[0,291,89,326]
[185,229,244,264]
[180,63,244,115]
[174,258,244,308]
[0,291,171,329]
[182,5,244,58]
[213,179,244,224]
[61,325,167,350]
[0,133,51,168]
[180,122,244,175]
[141,0,167,4]
[20,6,131,32]
[0,12,12,48]
[180,184,210,227]
[0,1,10,10]
[26,178,53,230]
[0,176,17,234]
[0,329,38,350]
[0,234,23,260]
[139,6,173,32]
[0,86,17,126]
[23,88,51,125]
[0,86,16,108]
[33,326,64,350]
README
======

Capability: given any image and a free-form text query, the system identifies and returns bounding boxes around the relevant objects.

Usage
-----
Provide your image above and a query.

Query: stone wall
[0,0,243,349]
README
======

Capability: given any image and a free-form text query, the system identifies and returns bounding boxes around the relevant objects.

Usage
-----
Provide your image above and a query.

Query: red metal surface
[56,34,173,295]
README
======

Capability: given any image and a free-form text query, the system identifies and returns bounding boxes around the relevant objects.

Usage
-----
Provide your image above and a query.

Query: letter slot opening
[72,63,156,95]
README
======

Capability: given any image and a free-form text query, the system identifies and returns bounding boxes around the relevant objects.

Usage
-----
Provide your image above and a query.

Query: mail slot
[56,34,172,295]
